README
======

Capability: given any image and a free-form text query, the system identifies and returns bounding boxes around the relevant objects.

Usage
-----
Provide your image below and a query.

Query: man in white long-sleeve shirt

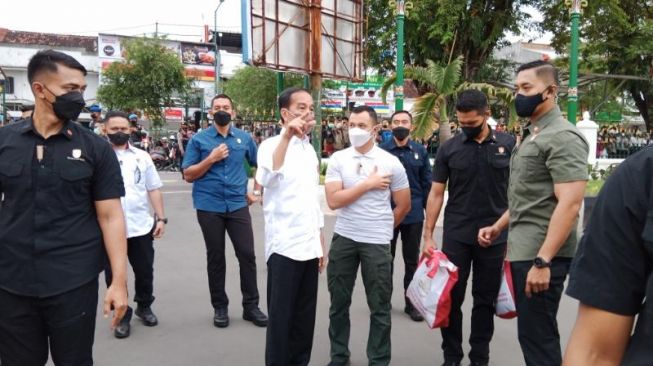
[256,87,326,366]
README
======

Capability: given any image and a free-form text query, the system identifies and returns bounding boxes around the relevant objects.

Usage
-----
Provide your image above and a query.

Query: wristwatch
[253,190,262,197]
[157,217,168,224]
[533,256,551,269]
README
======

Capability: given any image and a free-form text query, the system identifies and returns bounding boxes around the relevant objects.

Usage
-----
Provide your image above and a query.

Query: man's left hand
[246,193,260,206]
[153,221,165,239]
[525,266,551,298]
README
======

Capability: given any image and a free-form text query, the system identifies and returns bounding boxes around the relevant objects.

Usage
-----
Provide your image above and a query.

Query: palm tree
[381,56,516,143]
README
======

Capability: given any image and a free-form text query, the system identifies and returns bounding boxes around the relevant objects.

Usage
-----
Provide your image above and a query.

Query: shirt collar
[279,128,310,144]
[527,106,562,135]
[353,144,379,159]
[21,118,74,140]
[211,124,235,137]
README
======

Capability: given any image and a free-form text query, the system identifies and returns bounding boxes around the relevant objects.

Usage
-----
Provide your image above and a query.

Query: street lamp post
[214,0,225,95]
[566,0,587,124]
[391,1,412,112]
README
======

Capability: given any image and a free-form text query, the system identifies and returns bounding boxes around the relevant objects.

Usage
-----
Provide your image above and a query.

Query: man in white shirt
[256,88,326,366]
[103,111,167,339]
[325,105,411,366]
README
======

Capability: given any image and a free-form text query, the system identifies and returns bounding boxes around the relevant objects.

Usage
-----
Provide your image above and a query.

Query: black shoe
[243,307,268,327]
[114,307,132,339]
[469,362,488,366]
[327,360,350,366]
[404,305,424,322]
[213,308,229,328]
[441,361,461,366]
[135,306,158,327]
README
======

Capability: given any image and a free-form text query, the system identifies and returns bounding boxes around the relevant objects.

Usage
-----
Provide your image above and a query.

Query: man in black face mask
[104,111,167,339]
[182,94,268,329]
[379,110,431,322]
[478,61,588,366]
[423,90,515,366]
[0,49,128,365]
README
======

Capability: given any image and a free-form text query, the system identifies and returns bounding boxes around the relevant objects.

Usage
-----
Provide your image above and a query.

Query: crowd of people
[1,49,652,366]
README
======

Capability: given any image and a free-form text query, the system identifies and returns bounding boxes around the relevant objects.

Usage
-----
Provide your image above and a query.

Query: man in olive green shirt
[478,60,588,366]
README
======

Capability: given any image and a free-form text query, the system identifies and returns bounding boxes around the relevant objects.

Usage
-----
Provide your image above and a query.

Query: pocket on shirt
[0,162,23,184]
[518,147,546,182]
[59,162,94,205]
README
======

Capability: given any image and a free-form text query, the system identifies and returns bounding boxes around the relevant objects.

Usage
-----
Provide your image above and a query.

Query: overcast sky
[1,0,243,42]
[1,1,548,44]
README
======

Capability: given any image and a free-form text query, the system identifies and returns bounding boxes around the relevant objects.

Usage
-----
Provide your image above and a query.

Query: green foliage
[365,0,537,80]
[97,37,191,127]
[380,57,515,140]
[223,66,305,114]
[537,0,653,130]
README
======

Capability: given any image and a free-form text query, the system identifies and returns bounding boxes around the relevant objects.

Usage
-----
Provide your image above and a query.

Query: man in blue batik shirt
[182,94,268,329]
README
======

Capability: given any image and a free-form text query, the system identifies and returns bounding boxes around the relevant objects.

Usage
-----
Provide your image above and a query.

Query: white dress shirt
[256,132,324,262]
[114,144,163,238]
[325,145,409,244]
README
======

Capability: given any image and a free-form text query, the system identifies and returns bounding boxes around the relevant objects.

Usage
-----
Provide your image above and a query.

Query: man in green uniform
[478,60,588,366]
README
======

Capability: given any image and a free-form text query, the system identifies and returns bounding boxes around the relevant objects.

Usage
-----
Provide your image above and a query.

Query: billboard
[242,0,364,81]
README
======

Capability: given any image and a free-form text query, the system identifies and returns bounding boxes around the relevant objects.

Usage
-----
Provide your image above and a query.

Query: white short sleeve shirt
[115,145,163,238]
[325,145,409,244]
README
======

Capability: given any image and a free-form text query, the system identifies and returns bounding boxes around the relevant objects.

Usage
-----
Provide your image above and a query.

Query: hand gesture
[153,221,165,239]
[525,266,551,298]
[421,236,438,257]
[103,282,128,329]
[284,111,313,139]
[364,166,392,191]
[246,193,261,206]
[478,225,500,247]
[209,144,229,163]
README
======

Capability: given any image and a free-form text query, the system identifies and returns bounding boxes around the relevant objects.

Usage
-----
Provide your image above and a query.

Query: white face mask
[349,127,372,148]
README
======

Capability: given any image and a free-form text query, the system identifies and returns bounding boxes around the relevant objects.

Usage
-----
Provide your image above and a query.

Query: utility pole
[309,0,322,160]
[275,73,284,120]
[214,0,225,95]
[392,1,412,112]
[566,0,587,124]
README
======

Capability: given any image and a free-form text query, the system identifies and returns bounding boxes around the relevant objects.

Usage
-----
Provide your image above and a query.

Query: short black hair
[278,87,311,122]
[103,111,130,124]
[21,105,35,113]
[350,105,378,124]
[390,110,412,122]
[27,49,87,84]
[516,60,560,86]
[211,94,234,109]
[456,89,489,115]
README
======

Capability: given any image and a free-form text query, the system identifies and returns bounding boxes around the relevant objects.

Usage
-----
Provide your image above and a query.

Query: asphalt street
[64,172,580,366]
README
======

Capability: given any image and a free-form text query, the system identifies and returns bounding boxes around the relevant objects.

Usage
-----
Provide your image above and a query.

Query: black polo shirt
[0,118,124,298]
[567,146,653,365]
[432,128,515,245]
[380,138,432,225]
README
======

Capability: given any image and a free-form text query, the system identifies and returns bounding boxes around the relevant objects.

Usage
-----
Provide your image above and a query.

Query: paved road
[72,172,580,366]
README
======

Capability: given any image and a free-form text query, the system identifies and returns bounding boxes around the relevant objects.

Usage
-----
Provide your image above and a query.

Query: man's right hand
[478,225,500,247]
[422,236,437,257]
[208,143,229,163]
[364,166,392,191]
[284,111,312,139]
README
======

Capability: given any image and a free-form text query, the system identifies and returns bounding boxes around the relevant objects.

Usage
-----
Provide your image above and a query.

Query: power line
[71,23,156,35]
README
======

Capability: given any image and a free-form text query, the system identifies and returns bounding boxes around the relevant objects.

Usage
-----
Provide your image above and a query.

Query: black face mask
[392,126,410,141]
[214,111,231,127]
[462,120,486,139]
[44,85,85,121]
[108,131,131,146]
[515,88,550,118]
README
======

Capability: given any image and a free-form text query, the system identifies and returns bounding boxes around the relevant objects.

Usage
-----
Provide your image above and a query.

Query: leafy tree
[380,56,515,141]
[365,0,537,80]
[224,66,305,115]
[97,37,191,127]
[537,0,653,130]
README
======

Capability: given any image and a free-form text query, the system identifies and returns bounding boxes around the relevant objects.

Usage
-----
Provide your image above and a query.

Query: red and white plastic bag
[495,260,517,319]
[406,249,459,329]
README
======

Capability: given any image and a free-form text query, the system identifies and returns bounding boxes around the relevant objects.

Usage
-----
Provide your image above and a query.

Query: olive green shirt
[507,106,589,262]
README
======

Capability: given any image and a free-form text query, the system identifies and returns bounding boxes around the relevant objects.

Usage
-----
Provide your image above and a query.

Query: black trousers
[105,233,156,309]
[511,259,571,366]
[265,254,319,366]
[390,222,422,307]
[0,279,98,366]
[196,207,260,310]
[440,240,506,364]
